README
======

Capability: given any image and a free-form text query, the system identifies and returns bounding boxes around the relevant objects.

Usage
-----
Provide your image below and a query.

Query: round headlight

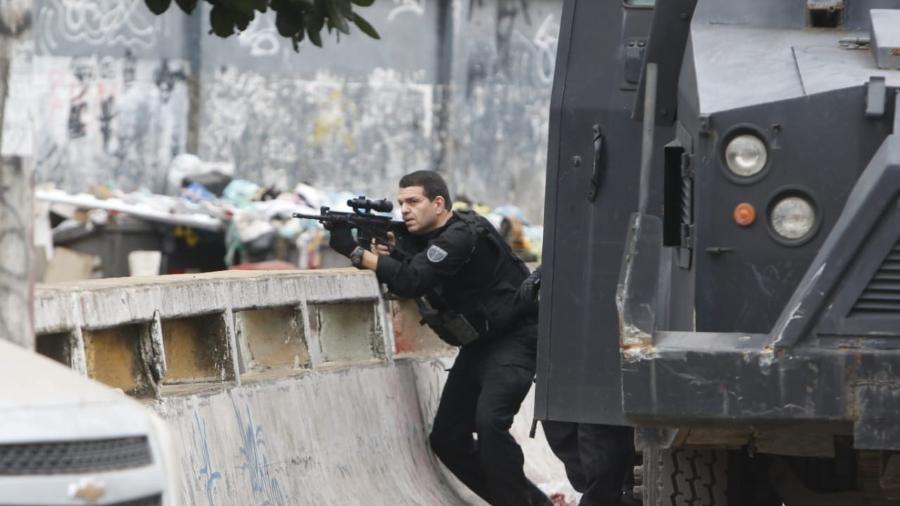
[724,134,768,178]
[770,196,816,240]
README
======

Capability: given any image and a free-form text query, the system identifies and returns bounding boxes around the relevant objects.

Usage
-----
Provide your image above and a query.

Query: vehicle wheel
[639,448,728,506]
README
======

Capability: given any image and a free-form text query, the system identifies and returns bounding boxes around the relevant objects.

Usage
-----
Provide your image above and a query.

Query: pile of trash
[36,154,543,276]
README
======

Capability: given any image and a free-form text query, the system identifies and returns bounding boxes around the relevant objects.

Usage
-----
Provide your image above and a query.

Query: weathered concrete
[35,270,573,505]
[0,0,34,349]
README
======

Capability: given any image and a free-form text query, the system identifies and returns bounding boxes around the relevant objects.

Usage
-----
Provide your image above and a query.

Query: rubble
[34,158,544,278]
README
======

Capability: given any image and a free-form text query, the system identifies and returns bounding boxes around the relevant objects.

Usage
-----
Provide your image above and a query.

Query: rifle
[297,196,481,346]
[293,196,408,249]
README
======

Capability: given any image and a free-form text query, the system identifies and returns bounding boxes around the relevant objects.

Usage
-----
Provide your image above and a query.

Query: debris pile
[35,155,542,279]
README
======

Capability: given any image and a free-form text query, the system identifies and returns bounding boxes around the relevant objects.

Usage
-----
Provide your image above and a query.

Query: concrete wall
[13,0,558,221]
[34,270,573,505]
[0,0,35,348]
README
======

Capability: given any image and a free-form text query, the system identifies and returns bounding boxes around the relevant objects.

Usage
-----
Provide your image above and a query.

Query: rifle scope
[348,196,394,213]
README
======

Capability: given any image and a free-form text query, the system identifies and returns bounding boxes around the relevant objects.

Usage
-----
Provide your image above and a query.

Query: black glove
[328,223,357,257]
[515,265,542,314]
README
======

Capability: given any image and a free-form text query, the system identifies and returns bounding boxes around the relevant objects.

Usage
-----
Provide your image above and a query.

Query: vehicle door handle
[588,124,605,202]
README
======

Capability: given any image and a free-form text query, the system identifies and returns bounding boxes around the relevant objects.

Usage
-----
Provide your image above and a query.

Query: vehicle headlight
[770,196,816,240]
[724,134,768,178]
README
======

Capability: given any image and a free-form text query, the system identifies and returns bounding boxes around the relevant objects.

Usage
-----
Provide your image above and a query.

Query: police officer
[326,170,552,506]
[517,267,638,506]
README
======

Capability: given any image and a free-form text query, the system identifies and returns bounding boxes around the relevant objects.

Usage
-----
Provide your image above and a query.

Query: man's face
[398,185,444,234]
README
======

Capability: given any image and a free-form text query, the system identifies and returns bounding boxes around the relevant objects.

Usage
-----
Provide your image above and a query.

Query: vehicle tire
[640,448,728,506]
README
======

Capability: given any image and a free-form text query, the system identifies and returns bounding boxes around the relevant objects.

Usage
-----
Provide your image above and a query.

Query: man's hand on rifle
[371,232,396,256]
[328,223,357,257]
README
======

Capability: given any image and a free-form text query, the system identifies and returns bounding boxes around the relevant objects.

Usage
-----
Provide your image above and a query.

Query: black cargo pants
[428,324,548,506]
[542,421,635,506]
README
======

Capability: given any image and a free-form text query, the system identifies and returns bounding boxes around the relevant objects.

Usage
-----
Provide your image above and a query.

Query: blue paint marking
[195,412,223,506]
[232,401,286,506]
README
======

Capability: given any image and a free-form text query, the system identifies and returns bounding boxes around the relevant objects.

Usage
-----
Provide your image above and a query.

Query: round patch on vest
[427,245,449,263]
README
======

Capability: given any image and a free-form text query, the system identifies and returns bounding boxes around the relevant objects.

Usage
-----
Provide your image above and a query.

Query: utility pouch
[415,297,481,347]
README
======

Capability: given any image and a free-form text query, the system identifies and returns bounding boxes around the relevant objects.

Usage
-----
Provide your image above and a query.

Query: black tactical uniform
[376,209,549,506]
[516,266,638,506]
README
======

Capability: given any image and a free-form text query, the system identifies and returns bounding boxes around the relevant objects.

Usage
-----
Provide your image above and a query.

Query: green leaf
[325,0,350,34]
[174,0,198,14]
[209,5,235,37]
[276,8,304,36]
[231,0,256,15]
[336,0,353,18]
[351,12,380,39]
[234,10,254,30]
[291,31,304,51]
[350,0,374,6]
[145,0,172,15]
[307,24,323,46]
[306,0,325,33]
[270,0,288,10]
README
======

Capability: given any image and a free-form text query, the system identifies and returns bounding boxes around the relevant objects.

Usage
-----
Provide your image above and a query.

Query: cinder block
[161,313,235,384]
[235,306,310,376]
[310,301,385,364]
[83,324,155,398]
[35,332,74,367]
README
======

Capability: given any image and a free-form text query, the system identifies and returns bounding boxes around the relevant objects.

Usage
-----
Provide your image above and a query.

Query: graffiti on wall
[34,52,188,192]
[21,0,559,223]
[388,0,426,22]
[446,0,559,221]
[1,40,34,158]
[36,0,166,53]
[199,67,434,197]
[193,413,223,506]
[233,402,286,506]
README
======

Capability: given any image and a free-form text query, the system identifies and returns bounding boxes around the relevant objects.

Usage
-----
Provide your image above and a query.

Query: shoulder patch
[427,244,449,263]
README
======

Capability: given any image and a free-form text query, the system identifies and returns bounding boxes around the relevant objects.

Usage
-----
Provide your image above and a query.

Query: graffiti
[494,0,531,76]
[194,413,222,506]
[34,54,189,192]
[529,14,559,85]
[237,15,283,57]
[388,0,426,22]
[1,41,34,158]
[199,67,433,195]
[36,0,162,52]
[233,401,286,506]
[20,0,556,223]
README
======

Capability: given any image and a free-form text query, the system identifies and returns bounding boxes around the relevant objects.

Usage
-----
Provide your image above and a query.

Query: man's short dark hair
[399,170,453,210]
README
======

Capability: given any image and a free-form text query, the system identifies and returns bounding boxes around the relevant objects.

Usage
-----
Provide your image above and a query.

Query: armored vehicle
[538,0,900,504]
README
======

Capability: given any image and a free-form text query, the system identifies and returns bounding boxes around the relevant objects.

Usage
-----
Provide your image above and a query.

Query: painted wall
[0,0,35,348]
[33,270,576,505]
[18,0,558,222]
[30,0,191,192]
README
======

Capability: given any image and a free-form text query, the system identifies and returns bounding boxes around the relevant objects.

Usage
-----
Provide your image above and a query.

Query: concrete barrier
[34,270,573,505]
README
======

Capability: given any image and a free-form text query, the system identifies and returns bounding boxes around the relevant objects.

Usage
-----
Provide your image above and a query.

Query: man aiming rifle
[302,171,552,506]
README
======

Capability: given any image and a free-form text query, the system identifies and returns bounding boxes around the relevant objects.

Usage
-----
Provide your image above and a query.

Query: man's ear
[433,195,446,213]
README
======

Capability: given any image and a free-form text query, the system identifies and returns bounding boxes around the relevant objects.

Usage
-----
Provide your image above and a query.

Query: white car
[0,340,178,505]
